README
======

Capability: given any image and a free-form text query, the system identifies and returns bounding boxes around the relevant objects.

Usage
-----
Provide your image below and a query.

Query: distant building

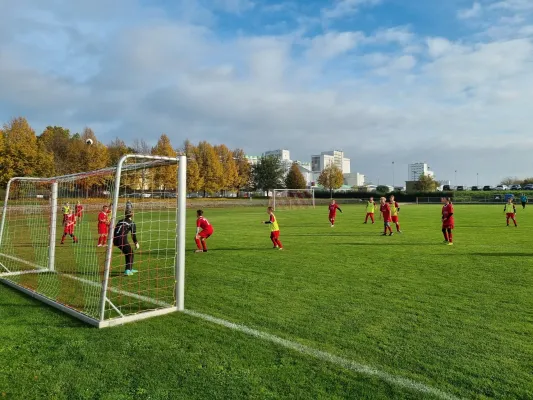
[245,155,260,166]
[343,173,365,187]
[264,149,292,174]
[408,162,434,181]
[311,150,351,174]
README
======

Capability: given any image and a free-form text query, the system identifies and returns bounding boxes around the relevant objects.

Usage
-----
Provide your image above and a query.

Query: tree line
[1,117,345,195]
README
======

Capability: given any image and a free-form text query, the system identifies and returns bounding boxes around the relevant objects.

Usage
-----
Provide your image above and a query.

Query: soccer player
[364,197,375,224]
[75,201,84,221]
[504,198,518,227]
[262,207,283,249]
[379,197,393,236]
[195,210,214,253]
[389,195,402,233]
[113,210,139,276]
[520,194,527,209]
[60,209,78,244]
[62,202,70,224]
[97,205,110,247]
[441,197,455,245]
[328,199,343,227]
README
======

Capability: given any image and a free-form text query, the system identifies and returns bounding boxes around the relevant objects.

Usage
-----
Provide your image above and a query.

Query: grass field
[1,203,533,399]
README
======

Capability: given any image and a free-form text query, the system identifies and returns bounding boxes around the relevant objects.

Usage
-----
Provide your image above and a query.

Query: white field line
[183,310,462,400]
[0,252,47,271]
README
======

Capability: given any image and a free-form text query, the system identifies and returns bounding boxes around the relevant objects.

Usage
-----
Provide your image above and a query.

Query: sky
[1,0,533,186]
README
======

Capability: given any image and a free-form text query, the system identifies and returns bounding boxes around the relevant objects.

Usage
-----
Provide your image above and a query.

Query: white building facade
[343,173,365,187]
[408,162,434,181]
[311,150,351,174]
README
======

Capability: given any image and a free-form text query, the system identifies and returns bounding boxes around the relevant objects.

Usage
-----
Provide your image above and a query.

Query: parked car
[456,186,467,191]
[496,185,508,190]
[510,184,522,190]
[442,185,451,191]
[524,184,533,190]
[471,186,480,191]
[483,185,495,191]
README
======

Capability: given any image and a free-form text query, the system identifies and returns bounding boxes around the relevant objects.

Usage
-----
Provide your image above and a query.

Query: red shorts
[506,213,515,218]
[98,223,108,235]
[76,212,83,218]
[199,228,213,239]
[442,219,455,229]
[329,214,336,221]
[64,226,74,235]
[391,216,399,223]
[270,231,280,239]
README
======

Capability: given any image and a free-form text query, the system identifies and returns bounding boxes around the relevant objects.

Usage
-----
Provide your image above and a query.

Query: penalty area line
[183,310,461,400]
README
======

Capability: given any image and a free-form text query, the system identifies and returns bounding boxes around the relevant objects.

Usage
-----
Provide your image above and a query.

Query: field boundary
[183,309,461,400]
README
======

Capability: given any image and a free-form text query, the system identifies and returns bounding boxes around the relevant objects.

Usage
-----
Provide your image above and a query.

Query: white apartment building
[408,162,434,181]
[343,173,365,187]
[264,149,292,174]
[245,155,260,166]
[311,150,351,174]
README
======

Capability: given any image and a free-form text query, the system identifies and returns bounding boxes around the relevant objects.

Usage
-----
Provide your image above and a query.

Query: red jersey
[65,214,76,227]
[380,203,391,221]
[98,211,108,225]
[75,204,83,213]
[442,203,454,222]
[328,204,340,215]
[197,216,213,232]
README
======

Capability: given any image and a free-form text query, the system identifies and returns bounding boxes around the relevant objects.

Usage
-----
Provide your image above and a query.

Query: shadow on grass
[465,252,532,257]
[334,242,434,246]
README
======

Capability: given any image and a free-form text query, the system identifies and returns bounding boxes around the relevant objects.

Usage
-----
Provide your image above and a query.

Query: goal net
[0,154,186,328]
[271,189,315,210]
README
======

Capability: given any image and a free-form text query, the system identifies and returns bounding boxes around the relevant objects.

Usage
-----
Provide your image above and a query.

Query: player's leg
[61,231,67,244]
[370,213,375,224]
[512,213,517,227]
[506,213,510,226]
[382,222,387,235]
[442,227,449,242]
[274,231,283,249]
[388,222,393,235]
[270,232,278,248]
[447,228,453,244]
[364,213,368,223]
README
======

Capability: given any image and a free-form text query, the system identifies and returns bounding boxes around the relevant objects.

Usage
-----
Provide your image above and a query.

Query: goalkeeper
[113,208,139,276]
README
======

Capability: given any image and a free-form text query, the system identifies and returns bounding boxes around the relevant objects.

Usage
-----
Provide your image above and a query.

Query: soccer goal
[0,154,187,328]
[271,189,315,210]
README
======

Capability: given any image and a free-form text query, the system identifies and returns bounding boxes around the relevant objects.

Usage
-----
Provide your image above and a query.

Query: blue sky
[1,0,533,185]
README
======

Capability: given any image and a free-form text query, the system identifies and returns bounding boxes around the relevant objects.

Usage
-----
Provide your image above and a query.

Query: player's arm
[337,205,342,213]
[196,220,201,238]
[131,222,139,248]
[396,202,400,213]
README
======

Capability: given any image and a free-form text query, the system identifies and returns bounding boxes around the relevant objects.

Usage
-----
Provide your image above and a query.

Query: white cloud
[322,0,382,20]
[306,31,363,59]
[457,2,482,19]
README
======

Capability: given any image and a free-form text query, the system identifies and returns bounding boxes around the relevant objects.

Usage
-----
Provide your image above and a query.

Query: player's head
[267,206,274,214]
[380,197,386,204]
[389,195,395,201]
[331,199,336,204]
[197,209,204,217]
[77,201,80,205]
[103,205,108,210]
[508,197,513,203]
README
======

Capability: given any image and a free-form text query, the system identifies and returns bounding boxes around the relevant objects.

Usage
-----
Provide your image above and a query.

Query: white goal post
[0,154,187,328]
[271,188,316,210]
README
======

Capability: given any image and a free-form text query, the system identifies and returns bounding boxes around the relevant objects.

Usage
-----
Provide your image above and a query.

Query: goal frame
[272,188,315,211]
[0,154,187,328]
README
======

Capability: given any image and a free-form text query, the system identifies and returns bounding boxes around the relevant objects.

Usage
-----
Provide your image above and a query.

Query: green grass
[1,204,533,399]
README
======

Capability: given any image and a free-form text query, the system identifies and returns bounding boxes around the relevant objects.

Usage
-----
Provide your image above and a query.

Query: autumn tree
[0,127,5,184]
[252,155,285,196]
[414,174,438,192]
[215,144,238,194]
[285,162,307,189]
[233,148,252,195]
[151,134,177,191]
[317,164,344,197]
[38,126,71,175]
[108,137,130,166]
[0,117,55,184]
[186,157,203,193]
[195,141,223,195]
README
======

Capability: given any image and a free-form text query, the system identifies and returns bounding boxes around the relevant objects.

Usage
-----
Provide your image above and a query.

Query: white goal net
[0,154,186,328]
[271,189,315,210]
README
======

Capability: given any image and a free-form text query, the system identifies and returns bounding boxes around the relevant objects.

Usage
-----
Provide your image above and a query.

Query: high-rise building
[311,150,350,173]
[343,173,365,187]
[408,162,434,181]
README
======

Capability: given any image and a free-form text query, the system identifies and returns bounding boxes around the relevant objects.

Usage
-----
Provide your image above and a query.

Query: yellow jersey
[366,201,375,213]
[390,202,399,217]
[268,214,280,232]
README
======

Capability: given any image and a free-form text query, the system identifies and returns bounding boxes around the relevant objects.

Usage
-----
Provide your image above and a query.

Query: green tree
[195,141,223,195]
[215,144,238,194]
[317,164,344,197]
[38,126,71,175]
[252,155,285,196]
[500,177,521,186]
[233,148,252,196]
[414,174,438,191]
[522,177,533,185]
[376,185,390,193]
[0,127,6,184]
[285,162,307,189]
[151,134,177,191]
